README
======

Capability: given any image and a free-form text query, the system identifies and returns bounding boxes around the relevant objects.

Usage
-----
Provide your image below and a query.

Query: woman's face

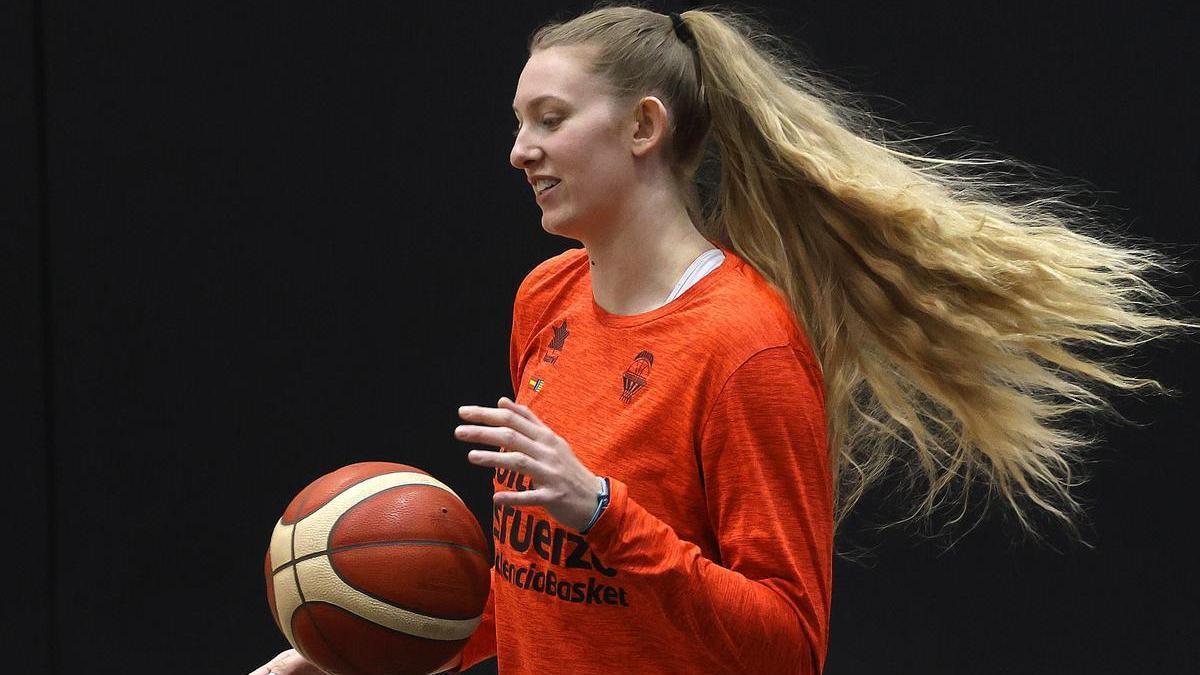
[510,46,635,238]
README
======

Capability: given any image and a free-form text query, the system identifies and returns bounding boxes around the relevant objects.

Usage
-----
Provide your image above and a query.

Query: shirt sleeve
[582,344,834,674]
[508,265,548,397]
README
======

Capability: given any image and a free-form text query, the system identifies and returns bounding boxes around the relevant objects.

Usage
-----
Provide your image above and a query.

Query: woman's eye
[511,116,561,137]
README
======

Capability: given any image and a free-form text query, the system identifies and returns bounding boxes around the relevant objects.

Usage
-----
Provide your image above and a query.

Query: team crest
[543,320,569,364]
[620,351,654,403]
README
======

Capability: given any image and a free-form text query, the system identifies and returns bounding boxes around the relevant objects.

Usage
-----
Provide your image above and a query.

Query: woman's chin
[540,212,575,236]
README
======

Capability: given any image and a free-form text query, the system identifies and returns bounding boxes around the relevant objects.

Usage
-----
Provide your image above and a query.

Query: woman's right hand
[248,648,327,675]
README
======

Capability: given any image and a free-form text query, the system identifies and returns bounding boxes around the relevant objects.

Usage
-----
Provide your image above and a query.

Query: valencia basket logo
[620,351,654,403]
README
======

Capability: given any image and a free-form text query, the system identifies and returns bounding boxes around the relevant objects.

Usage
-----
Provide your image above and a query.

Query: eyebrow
[512,94,568,115]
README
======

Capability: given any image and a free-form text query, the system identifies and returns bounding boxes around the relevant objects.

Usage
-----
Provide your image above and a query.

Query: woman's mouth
[535,178,561,199]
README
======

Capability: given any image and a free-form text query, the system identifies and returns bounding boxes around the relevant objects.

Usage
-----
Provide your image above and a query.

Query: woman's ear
[630,96,670,158]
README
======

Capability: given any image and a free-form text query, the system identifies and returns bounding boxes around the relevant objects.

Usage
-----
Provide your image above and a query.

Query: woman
[253,6,1195,674]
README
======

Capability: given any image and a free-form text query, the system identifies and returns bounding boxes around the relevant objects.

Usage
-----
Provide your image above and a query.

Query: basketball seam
[323,483,469,559]
[273,469,487,646]
[326,543,490,623]
[271,539,489,576]
[290,510,306,606]
[321,482,488,622]
[283,467,435,525]
[308,600,477,641]
[295,601,364,673]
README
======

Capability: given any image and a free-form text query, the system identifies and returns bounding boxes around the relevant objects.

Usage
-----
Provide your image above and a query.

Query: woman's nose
[509,131,543,169]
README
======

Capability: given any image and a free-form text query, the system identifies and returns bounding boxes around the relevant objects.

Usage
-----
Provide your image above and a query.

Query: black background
[5,2,1198,673]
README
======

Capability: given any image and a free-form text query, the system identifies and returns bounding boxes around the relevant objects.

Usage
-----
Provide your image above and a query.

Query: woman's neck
[582,197,716,316]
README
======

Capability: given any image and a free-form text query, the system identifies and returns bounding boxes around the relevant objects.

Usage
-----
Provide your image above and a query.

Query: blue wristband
[579,476,610,534]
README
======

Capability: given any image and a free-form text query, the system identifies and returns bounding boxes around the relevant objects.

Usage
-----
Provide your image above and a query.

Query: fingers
[493,487,553,506]
[248,649,298,675]
[456,409,547,459]
[498,396,541,424]
[459,399,543,438]
[499,398,557,445]
[456,424,543,459]
[467,448,545,482]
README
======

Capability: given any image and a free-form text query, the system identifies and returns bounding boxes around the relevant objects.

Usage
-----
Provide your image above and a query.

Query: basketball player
[252,6,1194,674]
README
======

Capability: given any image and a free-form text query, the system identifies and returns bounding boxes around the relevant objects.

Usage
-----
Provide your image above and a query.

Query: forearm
[584,478,824,673]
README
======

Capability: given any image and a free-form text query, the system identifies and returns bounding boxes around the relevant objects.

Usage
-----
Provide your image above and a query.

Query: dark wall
[4,0,49,673]
[9,1,1197,673]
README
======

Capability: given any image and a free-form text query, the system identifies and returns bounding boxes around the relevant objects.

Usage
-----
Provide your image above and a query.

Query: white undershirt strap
[665,247,725,304]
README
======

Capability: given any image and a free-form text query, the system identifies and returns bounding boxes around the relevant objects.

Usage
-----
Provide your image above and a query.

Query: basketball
[264,461,491,675]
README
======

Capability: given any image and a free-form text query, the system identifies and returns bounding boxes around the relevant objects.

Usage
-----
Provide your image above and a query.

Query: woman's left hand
[456,396,601,532]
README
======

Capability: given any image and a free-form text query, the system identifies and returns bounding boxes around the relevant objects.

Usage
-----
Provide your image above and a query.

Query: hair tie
[668,12,695,46]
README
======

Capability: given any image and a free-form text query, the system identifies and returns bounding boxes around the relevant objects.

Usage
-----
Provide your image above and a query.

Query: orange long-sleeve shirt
[455,242,833,674]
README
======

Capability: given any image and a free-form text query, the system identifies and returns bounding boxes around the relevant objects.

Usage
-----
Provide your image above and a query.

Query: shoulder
[515,246,589,303]
[698,253,815,362]
[677,251,825,408]
[510,247,589,347]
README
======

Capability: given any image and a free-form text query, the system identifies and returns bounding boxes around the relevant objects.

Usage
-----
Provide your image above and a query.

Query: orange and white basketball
[264,461,491,675]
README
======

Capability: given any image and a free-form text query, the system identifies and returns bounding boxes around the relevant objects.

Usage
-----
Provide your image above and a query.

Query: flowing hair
[529,4,1199,548]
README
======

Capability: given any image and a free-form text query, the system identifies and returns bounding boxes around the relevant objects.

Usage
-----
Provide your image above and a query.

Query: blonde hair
[530,5,1199,547]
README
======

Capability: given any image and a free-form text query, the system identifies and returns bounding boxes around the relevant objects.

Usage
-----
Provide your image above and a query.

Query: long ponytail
[530,5,1199,545]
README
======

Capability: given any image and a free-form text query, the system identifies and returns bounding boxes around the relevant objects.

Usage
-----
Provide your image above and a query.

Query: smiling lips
[530,176,561,197]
